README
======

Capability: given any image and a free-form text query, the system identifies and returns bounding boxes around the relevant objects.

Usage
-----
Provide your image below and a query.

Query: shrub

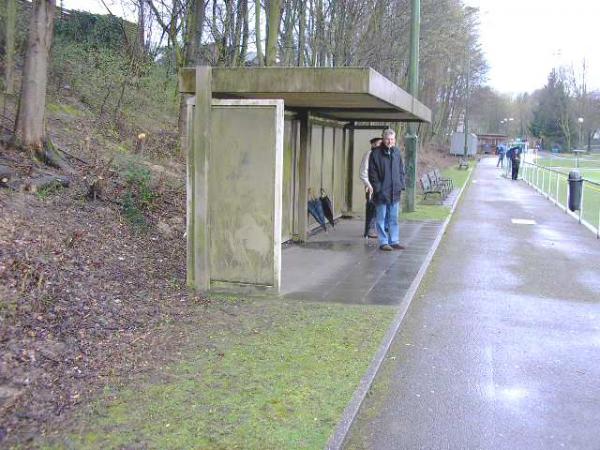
[120,164,156,230]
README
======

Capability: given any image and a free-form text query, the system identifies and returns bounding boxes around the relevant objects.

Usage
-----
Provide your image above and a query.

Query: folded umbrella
[307,198,327,231]
[364,196,376,237]
[320,189,335,227]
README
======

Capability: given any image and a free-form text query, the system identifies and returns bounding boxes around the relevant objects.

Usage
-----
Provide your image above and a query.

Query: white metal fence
[520,161,600,238]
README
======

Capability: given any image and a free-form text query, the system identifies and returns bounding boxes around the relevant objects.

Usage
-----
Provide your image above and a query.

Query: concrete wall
[333,127,345,217]
[300,119,347,231]
[209,100,283,290]
[322,127,335,199]
[282,119,298,242]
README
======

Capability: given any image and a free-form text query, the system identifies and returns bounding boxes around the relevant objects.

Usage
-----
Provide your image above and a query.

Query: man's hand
[366,185,373,198]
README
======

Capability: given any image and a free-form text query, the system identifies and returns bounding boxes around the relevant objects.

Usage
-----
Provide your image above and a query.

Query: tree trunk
[178,0,206,147]
[137,0,146,56]
[239,0,249,65]
[265,0,281,66]
[4,0,17,94]
[222,0,234,64]
[315,0,325,66]
[297,0,306,66]
[232,0,245,66]
[255,0,263,65]
[189,0,206,64]
[280,0,295,66]
[13,0,56,157]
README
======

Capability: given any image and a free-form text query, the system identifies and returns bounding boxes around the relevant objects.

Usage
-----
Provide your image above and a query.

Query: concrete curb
[325,164,475,450]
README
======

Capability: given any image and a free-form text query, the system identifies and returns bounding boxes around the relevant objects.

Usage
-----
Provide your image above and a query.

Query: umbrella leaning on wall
[307,189,327,231]
[320,189,335,228]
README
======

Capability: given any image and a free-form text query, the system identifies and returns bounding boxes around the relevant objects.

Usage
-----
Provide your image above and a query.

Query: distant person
[368,129,405,251]
[359,137,382,238]
[509,146,521,180]
[496,145,505,168]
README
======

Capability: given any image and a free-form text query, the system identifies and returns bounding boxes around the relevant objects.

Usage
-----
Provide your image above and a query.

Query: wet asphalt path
[345,157,600,450]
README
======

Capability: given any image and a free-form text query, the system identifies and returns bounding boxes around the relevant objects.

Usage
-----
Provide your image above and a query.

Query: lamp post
[463,55,470,158]
[404,0,421,213]
[500,118,514,140]
[578,117,584,150]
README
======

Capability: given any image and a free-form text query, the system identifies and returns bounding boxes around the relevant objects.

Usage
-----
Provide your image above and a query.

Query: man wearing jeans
[368,129,406,251]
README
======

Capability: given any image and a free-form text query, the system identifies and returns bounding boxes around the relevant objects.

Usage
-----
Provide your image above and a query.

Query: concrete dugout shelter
[179,67,431,294]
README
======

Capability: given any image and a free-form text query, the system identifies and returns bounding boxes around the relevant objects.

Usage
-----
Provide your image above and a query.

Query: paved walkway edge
[325,166,475,450]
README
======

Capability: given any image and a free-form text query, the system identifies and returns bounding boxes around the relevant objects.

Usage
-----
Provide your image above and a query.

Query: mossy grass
[47,101,85,117]
[43,299,395,449]
[527,156,600,226]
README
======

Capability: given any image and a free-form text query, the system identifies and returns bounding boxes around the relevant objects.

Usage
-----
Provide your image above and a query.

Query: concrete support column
[295,110,311,242]
[188,66,212,290]
[346,123,355,213]
[404,129,418,212]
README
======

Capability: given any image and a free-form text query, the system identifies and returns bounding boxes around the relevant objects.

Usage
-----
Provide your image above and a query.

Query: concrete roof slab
[179,67,431,123]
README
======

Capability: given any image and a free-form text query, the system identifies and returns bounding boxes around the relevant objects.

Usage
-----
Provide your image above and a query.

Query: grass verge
[523,160,600,228]
[401,161,473,221]
[44,299,395,449]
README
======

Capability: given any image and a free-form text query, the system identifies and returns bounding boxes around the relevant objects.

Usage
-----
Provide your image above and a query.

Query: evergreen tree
[530,69,575,150]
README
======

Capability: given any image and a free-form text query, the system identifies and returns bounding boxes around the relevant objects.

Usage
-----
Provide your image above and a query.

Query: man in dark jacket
[508,146,521,180]
[368,129,406,251]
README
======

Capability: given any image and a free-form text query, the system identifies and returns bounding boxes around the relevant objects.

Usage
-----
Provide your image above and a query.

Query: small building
[450,132,477,156]
[476,133,508,154]
[179,67,431,293]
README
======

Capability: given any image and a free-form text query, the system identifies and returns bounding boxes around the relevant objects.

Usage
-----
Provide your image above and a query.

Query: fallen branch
[55,145,90,166]
[25,175,70,193]
[34,140,76,175]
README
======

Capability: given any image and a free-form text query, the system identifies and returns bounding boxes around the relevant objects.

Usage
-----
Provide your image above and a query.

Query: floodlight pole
[405,0,420,213]
[463,55,470,157]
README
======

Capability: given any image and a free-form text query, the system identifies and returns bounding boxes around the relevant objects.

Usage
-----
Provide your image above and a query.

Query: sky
[464,0,600,95]
[63,0,600,95]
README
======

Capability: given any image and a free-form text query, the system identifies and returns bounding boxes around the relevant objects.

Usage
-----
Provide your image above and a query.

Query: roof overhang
[179,67,431,123]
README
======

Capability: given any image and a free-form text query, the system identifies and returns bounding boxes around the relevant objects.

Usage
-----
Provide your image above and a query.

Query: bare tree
[13,0,69,169]
[296,0,306,66]
[136,0,147,56]
[255,0,263,65]
[3,0,17,94]
[265,0,282,65]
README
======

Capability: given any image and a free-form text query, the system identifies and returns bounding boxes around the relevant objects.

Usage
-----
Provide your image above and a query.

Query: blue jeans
[375,201,400,246]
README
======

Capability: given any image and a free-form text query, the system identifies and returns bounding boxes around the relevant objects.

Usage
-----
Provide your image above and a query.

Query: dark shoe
[391,244,405,250]
[379,244,393,251]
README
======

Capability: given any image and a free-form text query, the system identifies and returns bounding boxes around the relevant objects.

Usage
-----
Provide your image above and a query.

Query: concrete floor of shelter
[345,157,600,450]
[280,217,444,305]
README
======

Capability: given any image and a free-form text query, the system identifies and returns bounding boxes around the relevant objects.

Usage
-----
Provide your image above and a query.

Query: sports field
[525,152,600,230]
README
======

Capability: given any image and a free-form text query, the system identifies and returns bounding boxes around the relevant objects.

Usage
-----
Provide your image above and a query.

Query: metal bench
[420,174,445,201]
[458,158,469,170]
[433,168,454,192]
[426,171,449,198]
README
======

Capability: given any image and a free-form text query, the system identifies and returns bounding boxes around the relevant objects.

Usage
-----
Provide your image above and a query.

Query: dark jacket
[507,146,521,162]
[368,146,405,205]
